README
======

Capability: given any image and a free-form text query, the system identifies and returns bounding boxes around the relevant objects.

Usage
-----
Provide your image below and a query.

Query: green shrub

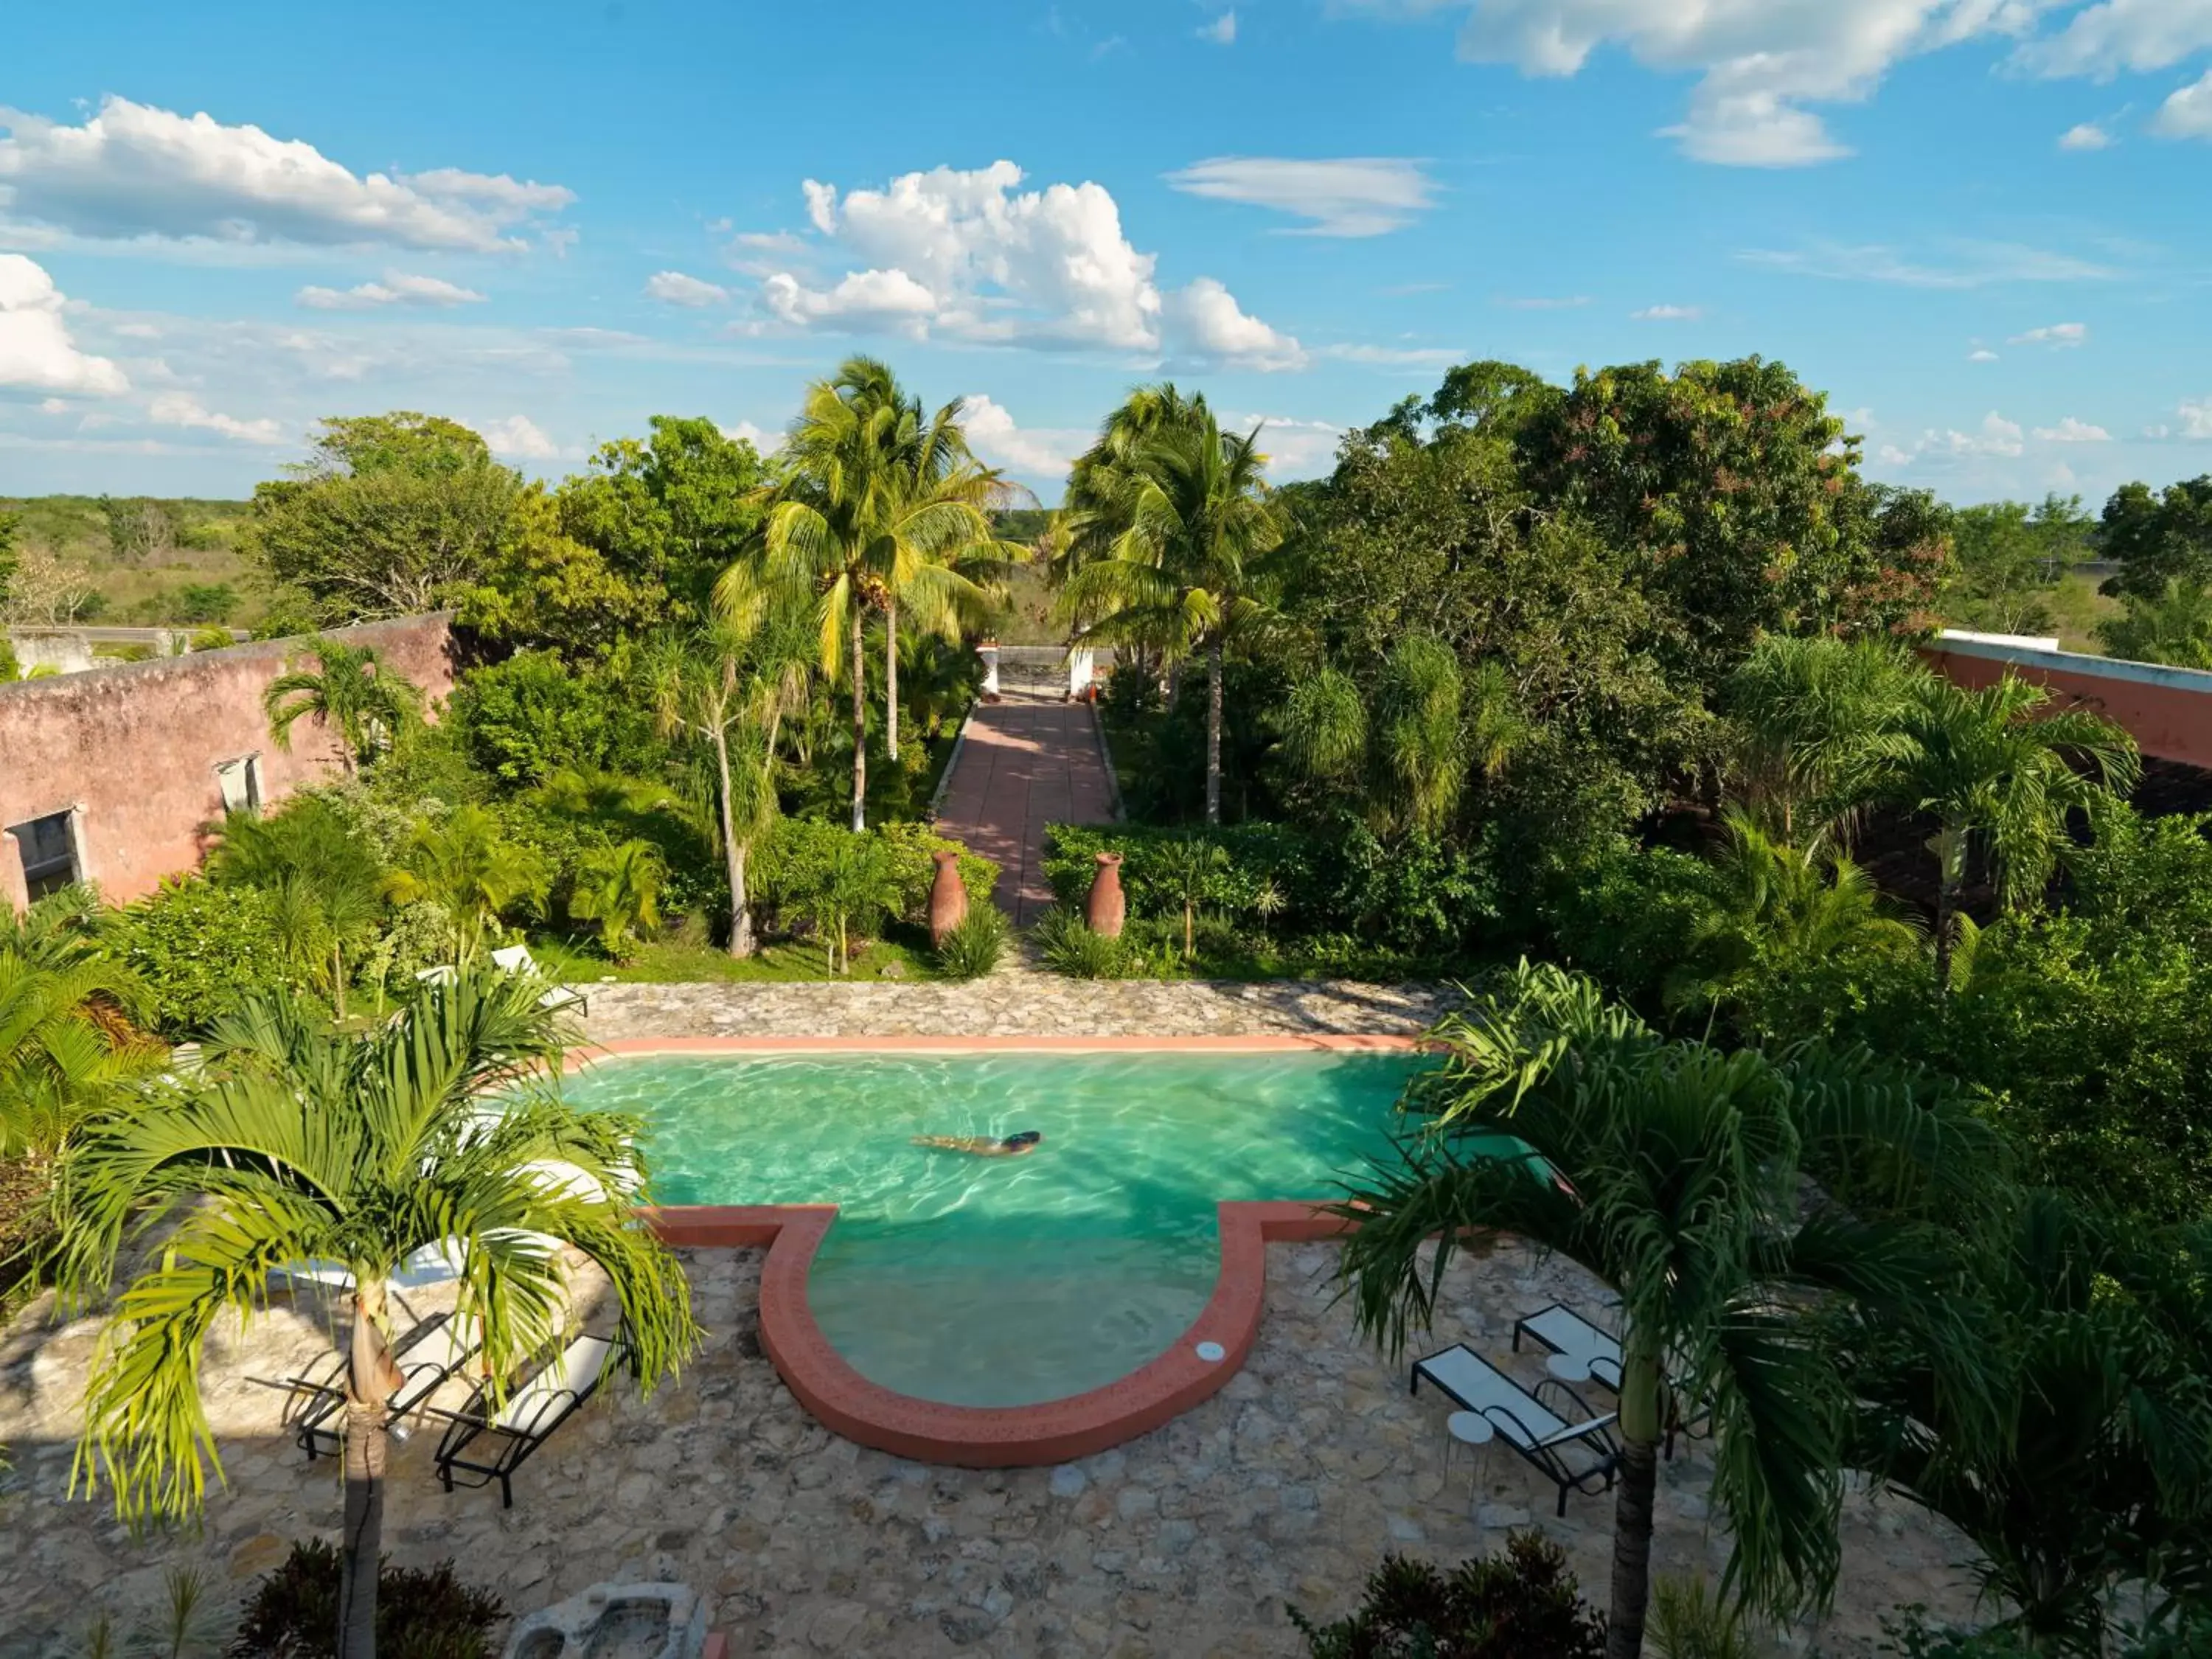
[1290,1531,1607,1659]
[119,877,296,1035]
[934,905,1009,980]
[1034,907,1129,978]
[229,1538,505,1658]
[1647,1576,1755,1659]
[751,818,994,939]
[447,650,661,785]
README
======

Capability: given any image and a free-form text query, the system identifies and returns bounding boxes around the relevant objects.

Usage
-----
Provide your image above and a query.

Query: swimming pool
[564,1048,1427,1408]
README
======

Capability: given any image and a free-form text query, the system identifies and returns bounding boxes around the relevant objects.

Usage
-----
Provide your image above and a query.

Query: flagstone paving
[0,1238,1978,1657]
[931,692,1119,925]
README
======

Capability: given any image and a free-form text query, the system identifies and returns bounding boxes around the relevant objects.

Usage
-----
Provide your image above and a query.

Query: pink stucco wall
[1922,636,2212,770]
[0,614,455,912]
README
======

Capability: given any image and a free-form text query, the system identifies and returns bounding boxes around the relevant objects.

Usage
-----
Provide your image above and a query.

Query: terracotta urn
[928,849,969,947]
[1085,851,1126,938]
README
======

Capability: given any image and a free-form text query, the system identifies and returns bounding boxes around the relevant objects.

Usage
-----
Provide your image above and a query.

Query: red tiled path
[932,692,1117,922]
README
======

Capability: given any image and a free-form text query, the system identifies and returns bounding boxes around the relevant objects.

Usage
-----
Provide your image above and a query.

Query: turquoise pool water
[563,1051,1426,1407]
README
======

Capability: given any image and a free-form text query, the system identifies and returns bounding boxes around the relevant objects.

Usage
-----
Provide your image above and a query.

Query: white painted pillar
[1068,647,1095,700]
[978,641,1001,697]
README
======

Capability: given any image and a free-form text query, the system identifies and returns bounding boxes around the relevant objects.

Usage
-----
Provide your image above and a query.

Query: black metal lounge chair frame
[279,1310,477,1461]
[1411,1344,1621,1517]
[431,1331,625,1509]
[1509,1301,1711,1460]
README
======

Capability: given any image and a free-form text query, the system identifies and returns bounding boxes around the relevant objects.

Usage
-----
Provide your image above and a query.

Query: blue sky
[2,0,2209,506]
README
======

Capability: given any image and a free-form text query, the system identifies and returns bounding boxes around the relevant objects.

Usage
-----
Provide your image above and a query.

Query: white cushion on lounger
[494,1335,613,1435]
[1416,1346,1571,1450]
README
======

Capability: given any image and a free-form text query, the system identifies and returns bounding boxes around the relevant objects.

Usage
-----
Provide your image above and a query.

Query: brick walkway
[933,693,1117,923]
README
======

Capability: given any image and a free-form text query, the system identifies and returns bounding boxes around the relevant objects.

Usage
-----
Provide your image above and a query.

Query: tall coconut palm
[58,970,700,1659]
[1335,963,1994,1659]
[1058,394,1286,824]
[262,637,423,776]
[724,358,1009,829]
[1880,672,2138,988]
[382,806,550,960]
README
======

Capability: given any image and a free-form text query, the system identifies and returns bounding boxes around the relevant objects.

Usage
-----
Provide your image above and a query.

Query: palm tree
[1881,672,2138,988]
[0,947,164,1163]
[1722,634,1920,844]
[2097,579,2212,671]
[1058,392,1286,824]
[1153,835,1228,958]
[262,637,423,776]
[206,797,386,1019]
[724,358,1009,829]
[58,970,700,1659]
[1334,963,1994,1659]
[1848,1192,2212,1654]
[568,839,664,961]
[1666,810,1922,1032]
[382,806,550,960]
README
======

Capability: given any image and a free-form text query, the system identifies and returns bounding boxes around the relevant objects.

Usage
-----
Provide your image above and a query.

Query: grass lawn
[526,931,937,984]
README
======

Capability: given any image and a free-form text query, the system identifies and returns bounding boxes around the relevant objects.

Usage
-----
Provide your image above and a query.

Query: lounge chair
[1512,1302,1708,1458]
[1411,1343,1620,1515]
[279,1311,483,1461]
[433,1330,624,1508]
[490,943,588,1015]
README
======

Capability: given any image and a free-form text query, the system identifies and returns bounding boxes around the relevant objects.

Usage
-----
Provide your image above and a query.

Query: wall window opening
[8,811,80,900]
[214,754,262,815]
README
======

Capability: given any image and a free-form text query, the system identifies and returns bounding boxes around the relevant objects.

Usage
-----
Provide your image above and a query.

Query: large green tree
[1059,389,1287,824]
[59,970,700,1659]
[246,414,522,622]
[1335,964,1992,1659]
[462,417,769,661]
[1941,495,2093,636]
[2099,476,2212,602]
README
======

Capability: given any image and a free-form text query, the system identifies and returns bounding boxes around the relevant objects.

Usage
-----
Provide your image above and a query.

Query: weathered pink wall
[0,614,455,912]
[1922,636,2212,770]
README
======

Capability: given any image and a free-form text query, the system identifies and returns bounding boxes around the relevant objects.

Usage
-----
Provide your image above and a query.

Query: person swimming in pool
[911,1130,1045,1158]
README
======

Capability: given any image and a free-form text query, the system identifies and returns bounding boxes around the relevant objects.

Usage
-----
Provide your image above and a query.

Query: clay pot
[1085,851,1126,939]
[928,849,970,947]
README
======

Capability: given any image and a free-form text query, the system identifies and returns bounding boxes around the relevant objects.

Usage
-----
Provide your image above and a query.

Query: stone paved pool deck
[0,978,1983,1655]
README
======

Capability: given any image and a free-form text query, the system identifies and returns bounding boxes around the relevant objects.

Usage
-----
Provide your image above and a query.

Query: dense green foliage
[1291,1534,1607,1659]
[119,878,296,1034]
[229,1540,506,1659]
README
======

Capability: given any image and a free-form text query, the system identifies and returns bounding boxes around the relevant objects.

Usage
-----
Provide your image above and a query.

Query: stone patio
[0,1237,1979,1657]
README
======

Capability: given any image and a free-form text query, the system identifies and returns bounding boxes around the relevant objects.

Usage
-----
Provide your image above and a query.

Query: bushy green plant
[117,878,295,1034]
[750,818,993,941]
[1034,906,1128,979]
[228,1539,505,1658]
[934,905,1009,980]
[1290,1532,1607,1659]
[1647,1575,1756,1659]
[445,650,661,785]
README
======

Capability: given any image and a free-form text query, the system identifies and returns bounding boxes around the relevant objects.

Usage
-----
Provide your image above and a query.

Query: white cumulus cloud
[2059,121,2115,149]
[1162,156,1436,236]
[2179,400,2212,439]
[0,95,574,251]
[2016,0,2212,77]
[1323,343,1467,366]
[296,271,487,310]
[2154,69,2212,137]
[2033,416,2112,442]
[1197,10,1237,44]
[753,161,1301,367]
[1221,413,1344,480]
[0,254,129,396]
[2010,321,2089,346]
[958,394,1087,479]
[479,414,560,459]
[645,270,731,307]
[1632,303,1703,320]
[1969,347,2000,361]
[1167,277,1308,371]
[1925,411,2027,459]
[147,391,284,445]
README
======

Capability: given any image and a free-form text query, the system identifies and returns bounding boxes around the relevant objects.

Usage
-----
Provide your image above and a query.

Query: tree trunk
[1605,1439,1660,1659]
[1205,638,1224,827]
[1930,821,1966,992]
[333,942,347,1021]
[1605,1339,1666,1659]
[886,594,900,765]
[849,594,869,833]
[339,1290,403,1659]
[712,727,752,959]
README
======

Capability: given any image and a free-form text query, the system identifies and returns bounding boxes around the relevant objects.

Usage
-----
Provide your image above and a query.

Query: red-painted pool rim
[585,1034,1418,1467]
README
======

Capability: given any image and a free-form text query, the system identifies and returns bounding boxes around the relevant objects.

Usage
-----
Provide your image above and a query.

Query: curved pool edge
[641,1199,1354,1467]
[594,1032,1424,1467]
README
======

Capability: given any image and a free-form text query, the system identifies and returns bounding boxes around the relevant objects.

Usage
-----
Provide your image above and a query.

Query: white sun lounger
[433,1330,624,1508]
[1411,1343,1620,1515]
[280,1311,484,1461]
[1514,1303,1624,1390]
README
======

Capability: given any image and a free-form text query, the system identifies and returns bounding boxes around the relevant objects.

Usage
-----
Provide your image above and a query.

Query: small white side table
[1444,1410,1495,1505]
